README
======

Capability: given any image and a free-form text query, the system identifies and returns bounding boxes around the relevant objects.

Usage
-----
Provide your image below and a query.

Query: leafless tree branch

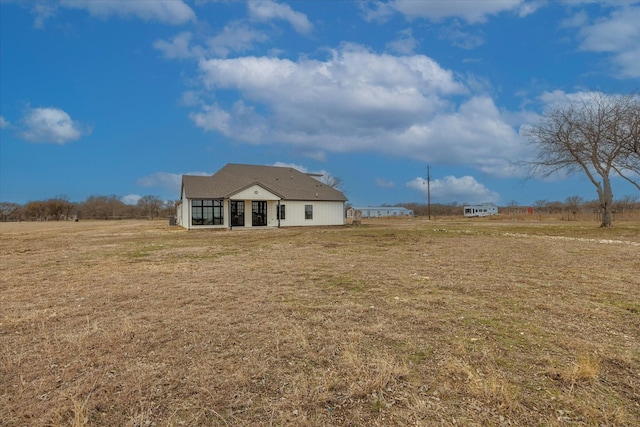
[524,92,640,227]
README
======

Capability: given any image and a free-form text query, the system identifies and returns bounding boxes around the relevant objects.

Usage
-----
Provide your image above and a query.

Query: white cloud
[155,24,269,61]
[389,0,526,24]
[538,89,580,106]
[386,28,418,54]
[248,0,313,34]
[32,2,57,29]
[439,24,485,49]
[0,116,10,128]
[537,90,617,111]
[517,1,544,18]
[195,44,466,131]
[206,22,269,58]
[614,48,640,79]
[360,1,396,23]
[410,96,522,175]
[20,107,89,144]
[190,101,268,143]
[154,32,200,59]
[301,150,327,162]
[189,45,529,177]
[271,162,308,172]
[121,194,142,205]
[190,104,232,133]
[561,10,589,29]
[58,0,196,25]
[180,90,203,107]
[407,175,500,204]
[577,6,640,78]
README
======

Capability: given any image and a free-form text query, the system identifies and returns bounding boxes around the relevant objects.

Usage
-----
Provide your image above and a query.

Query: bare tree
[0,202,21,221]
[160,200,177,218]
[23,201,46,220]
[137,195,164,219]
[79,195,127,219]
[565,195,584,220]
[524,93,640,227]
[618,194,639,207]
[45,196,74,220]
[322,175,343,189]
[614,194,640,216]
[533,199,550,214]
[615,94,640,184]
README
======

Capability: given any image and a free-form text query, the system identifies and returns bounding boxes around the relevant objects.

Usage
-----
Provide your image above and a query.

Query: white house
[176,164,348,229]
[463,204,498,217]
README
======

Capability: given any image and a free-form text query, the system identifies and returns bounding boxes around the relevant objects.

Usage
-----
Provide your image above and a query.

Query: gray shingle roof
[182,164,348,202]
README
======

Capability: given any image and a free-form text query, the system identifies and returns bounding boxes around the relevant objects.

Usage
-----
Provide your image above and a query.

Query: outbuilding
[463,204,498,217]
[350,207,414,218]
[176,164,348,229]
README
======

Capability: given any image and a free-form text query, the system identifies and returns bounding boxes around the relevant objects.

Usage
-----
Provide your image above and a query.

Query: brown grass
[561,353,600,386]
[1,218,639,426]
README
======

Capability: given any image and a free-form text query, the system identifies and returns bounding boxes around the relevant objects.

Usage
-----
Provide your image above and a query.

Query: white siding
[177,188,190,229]
[231,185,280,201]
[267,201,279,227]
[278,200,345,227]
[180,197,345,229]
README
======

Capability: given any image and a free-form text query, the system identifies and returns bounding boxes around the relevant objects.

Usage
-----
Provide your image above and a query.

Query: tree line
[3,193,639,223]
[395,195,640,219]
[0,195,176,221]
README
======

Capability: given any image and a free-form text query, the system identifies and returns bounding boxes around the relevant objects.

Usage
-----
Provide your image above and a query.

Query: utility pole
[426,165,431,220]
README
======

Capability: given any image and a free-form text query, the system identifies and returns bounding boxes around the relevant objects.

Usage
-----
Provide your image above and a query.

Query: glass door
[231,201,244,226]
[252,201,267,226]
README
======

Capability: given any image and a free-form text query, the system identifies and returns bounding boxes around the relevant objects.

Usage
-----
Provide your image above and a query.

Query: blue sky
[1,0,639,207]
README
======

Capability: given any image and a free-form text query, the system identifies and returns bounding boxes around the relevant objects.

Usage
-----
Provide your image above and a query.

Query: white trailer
[464,205,498,217]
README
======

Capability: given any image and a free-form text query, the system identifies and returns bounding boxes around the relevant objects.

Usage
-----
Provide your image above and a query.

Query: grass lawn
[1,218,639,426]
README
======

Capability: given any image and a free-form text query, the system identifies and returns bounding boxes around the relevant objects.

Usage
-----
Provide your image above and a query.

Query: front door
[252,201,267,226]
[231,201,245,226]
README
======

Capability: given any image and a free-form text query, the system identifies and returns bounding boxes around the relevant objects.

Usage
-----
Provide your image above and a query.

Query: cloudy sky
[1,0,639,207]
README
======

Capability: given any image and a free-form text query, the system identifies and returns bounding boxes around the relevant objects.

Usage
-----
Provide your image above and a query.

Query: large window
[305,204,313,220]
[192,199,223,225]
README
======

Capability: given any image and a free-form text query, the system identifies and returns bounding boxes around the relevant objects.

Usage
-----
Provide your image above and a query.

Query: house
[349,207,414,218]
[463,204,498,217]
[176,164,348,229]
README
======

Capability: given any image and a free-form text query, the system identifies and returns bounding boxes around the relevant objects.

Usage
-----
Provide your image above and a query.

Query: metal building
[463,205,498,217]
[351,207,414,218]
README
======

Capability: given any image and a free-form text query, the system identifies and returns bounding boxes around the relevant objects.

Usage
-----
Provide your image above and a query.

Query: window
[305,204,313,220]
[278,204,285,220]
[192,199,223,225]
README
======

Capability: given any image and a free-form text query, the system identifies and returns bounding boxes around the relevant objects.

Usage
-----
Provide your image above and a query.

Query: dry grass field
[1,218,639,426]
